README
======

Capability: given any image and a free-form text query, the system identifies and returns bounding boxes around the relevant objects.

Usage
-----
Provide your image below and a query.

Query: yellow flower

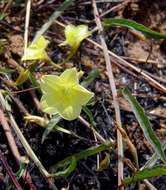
[40,68,94,120]
[60,24,91,51]
[22,36,50,61]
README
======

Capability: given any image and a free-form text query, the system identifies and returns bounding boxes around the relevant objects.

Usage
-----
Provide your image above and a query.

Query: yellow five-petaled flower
[22,36,50,61]
[40,68,94,121]
[60,24,91,51]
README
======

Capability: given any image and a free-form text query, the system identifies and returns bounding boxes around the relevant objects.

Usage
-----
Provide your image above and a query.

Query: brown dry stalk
[92,0,124,188]
[0,109,27,164]
[88,38,166,93]
[24,0,31,51]
[0,151,23,190]
[0,108,37,190]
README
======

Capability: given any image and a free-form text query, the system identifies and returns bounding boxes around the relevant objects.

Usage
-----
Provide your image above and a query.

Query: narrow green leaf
[103,18,166,39]
[122,88,166,163]
[51,156,77,177]
[143,141,166,169]
[53,125,73,135]
[41,114,61,143]
[82,106,96,127]
[50,141,113,177]
[0,67,14,74]
[81,69,99,88]
[97,153,110,171]
[123,165,166,185]
[14,69,30,86]
[15,163,27,179]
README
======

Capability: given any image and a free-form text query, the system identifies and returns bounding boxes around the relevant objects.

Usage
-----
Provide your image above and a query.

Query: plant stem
[92,0,124,188]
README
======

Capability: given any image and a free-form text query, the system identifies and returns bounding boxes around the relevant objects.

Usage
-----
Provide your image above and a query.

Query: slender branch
[0,105,37,190]
[92,0,124,188]
[78,116,110,143]
[0,109,27,164]
[24,0,31,51]
[0,151,23,190]
[87,38,166,93]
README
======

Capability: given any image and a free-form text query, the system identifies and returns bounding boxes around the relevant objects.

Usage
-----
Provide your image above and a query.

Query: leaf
[22,36,50,61]
[82,106,96,127]
[50,141,113,177]
[24,115,83,138]
[143,141,166,169]
[14,69,30,86]
[97,153,110,171]
[50,156,77,177]
[41,114,61,143]
[53,125,74,136]
[117,125,139,169]
[122,88,166,163]
[40,68,94,121]
[103,18,166,39]
[0,67,14,74]
[15,163,27,179]
[81,69,99,88]
[123,165,166,185]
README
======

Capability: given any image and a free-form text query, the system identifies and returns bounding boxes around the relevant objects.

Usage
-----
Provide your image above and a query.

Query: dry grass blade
[92,0,124,188]
[24,0,31,51]
[0,109,27,164]
[87,38,166,93]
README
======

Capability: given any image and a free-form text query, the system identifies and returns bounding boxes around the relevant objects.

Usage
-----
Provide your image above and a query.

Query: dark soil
[0,0,166,190]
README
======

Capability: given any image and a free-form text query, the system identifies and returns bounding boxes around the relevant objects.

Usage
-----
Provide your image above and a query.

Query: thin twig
[87,38,166,93]
[78,116,109,143]
[92,0,124,188]
[0,101,37,190]
[0,109,27,164]
[99,0,130,19]
[24,0,31,51]
[3,0,13,13]
[144,180,158,190]
[0,150,23,190]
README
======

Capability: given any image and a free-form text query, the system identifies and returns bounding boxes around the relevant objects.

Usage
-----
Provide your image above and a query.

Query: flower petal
[30,36,49,49]
[71,85,94,106]
[40,96,58,114]
[76,25,91,43]
[57,104,82,121]
[64,25,77,46]
[22,36,49,61]
[59,68,78,85]
[40,75,60,94]
[22,49,49,61]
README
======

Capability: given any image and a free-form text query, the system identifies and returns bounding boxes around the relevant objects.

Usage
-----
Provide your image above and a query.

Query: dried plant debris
[0,1,166,190]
